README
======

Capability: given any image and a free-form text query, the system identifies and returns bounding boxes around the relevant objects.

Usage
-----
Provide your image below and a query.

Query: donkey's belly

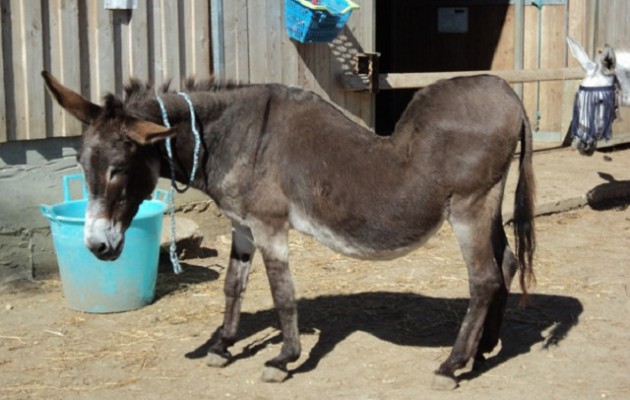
[288,205,444,260]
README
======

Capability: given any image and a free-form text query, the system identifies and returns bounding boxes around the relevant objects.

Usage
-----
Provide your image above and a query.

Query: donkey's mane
[122,76,245,102]
[99,76,249,118]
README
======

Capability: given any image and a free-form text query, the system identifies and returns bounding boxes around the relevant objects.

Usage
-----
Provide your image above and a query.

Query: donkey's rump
[393,76,524,191]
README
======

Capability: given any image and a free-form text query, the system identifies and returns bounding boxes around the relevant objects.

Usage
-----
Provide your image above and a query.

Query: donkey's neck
[138,93,223,193]
[155,126,203,192]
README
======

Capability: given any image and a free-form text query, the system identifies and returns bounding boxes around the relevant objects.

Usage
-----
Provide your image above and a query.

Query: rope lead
[155,93,202,274]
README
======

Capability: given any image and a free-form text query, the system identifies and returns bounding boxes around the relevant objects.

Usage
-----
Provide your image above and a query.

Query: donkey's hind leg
[474,220,518,367]
[433,193,504,390]
[207,222,256,367]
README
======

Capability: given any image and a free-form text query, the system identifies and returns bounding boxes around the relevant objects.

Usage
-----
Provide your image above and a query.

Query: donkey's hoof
[431,373,458,391]
[206,352,230,368]
[261,366,289,383]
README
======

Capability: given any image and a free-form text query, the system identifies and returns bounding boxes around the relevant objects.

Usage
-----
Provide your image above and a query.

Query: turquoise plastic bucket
[40,174,169,313]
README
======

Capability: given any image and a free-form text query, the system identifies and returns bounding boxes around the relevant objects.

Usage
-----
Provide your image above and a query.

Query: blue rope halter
[155,92,202,274]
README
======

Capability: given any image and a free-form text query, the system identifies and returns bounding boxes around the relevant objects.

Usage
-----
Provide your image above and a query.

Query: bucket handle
[61,174,170,206]
[40,204,56,221]
[63,174,88,202]
[153,189,171,204]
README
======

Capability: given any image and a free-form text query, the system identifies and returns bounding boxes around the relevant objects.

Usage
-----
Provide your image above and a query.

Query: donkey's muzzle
[86,235,124,261]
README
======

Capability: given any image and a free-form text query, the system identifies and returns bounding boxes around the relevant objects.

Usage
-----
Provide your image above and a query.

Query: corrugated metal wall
[0,0,212,142]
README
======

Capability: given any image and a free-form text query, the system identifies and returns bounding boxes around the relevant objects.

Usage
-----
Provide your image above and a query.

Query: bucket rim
[40,199,168,223]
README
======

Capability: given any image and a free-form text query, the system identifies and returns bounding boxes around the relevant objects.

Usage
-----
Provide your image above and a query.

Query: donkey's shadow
[186,292,582,380]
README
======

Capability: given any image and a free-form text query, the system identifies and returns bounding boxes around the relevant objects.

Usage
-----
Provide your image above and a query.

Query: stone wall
[0,137,81,283]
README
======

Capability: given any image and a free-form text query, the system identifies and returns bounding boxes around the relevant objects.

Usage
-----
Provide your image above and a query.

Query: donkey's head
[42,71,175,260]
[567,37,619,156]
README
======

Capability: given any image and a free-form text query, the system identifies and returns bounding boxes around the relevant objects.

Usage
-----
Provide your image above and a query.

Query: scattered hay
[1,377,143,394]
[0,335,27,343]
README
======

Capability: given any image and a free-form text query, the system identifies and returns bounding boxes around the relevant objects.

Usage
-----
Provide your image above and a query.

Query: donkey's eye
[109,166,126,179]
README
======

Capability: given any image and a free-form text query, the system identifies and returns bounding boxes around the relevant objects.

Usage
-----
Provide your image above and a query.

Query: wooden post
[514,0,525,98]
[211,0,225,80]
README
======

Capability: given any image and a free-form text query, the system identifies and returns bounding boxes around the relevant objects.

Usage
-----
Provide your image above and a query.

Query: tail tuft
[513,116,536,305]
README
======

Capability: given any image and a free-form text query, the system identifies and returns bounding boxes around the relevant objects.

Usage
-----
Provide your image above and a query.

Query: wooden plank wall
[521,4,567,136]
[219,0,375,128]
[594,0,629,49]
[3,0,627,143]
[473,0,630,141]
[0,0,211,142]
[595,0,630,138]
[372,1,592,138]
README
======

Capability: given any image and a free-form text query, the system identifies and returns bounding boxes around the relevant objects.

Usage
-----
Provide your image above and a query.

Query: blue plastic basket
[285,0,359,43]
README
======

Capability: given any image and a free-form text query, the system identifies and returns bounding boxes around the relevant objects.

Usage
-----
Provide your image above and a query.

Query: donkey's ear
[598,45,616,75]
[126,120,176,145]
[41,71,102,124]
[566,36,597,73]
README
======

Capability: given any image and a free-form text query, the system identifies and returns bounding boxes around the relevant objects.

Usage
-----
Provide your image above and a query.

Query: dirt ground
[2,157,630,399]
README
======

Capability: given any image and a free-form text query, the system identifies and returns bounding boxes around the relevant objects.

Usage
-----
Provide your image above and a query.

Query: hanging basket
[285,0,360,43]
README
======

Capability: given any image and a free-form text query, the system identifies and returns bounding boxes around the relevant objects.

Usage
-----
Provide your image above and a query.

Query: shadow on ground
[587,172,630,210]
[185,292,582,381]
[155,247,221,299]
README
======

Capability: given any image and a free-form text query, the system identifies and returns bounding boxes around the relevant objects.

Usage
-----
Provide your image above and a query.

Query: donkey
[42,70,535,390]
[567,36,630,155]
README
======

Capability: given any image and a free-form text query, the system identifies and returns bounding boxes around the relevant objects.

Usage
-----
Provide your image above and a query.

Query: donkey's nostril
[96,242,109,255]
[87,238,123,261]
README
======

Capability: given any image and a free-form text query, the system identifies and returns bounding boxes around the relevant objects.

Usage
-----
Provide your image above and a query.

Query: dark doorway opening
[375,0,511,135]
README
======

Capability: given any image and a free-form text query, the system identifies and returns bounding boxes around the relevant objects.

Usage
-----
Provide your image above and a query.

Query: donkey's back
[265,75,530,260]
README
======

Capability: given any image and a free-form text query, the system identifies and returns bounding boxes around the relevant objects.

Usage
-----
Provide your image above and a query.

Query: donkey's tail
[514,114,537,304]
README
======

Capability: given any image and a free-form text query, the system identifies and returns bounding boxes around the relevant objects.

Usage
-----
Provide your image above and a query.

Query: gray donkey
[42,71,535,390]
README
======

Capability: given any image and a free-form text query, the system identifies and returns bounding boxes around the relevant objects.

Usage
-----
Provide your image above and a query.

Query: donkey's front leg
[207,222,256,367]
[257,226,300,383]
